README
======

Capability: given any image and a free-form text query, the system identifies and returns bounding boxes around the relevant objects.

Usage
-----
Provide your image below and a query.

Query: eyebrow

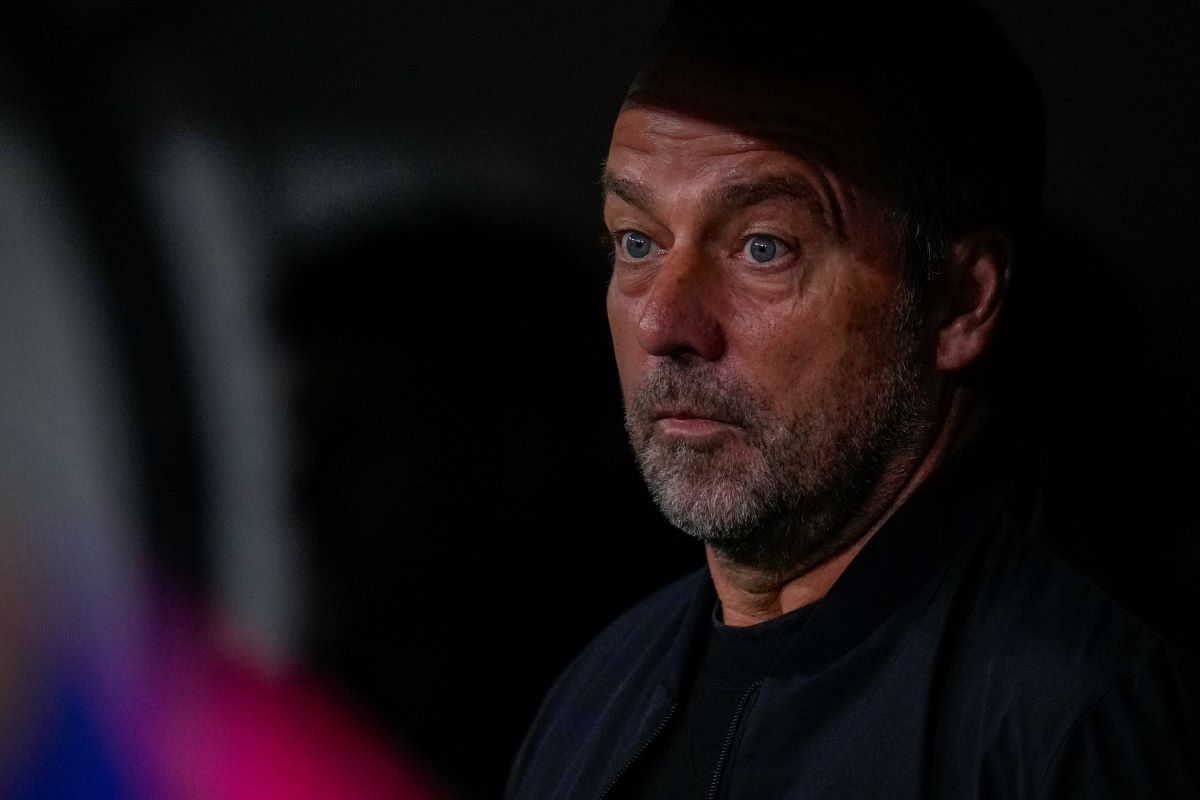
[601,170,843,238]
[601,171,653,210]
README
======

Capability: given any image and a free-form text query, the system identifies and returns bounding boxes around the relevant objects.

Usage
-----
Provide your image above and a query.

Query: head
[604,1,1042,576]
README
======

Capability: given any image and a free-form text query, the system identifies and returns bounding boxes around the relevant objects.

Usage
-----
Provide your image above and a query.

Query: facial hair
[624,304,935,578]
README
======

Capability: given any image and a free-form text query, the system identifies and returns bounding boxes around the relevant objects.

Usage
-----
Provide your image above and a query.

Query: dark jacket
[507,438,1200,799]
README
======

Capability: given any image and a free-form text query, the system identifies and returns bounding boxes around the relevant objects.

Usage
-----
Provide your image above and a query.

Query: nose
[636,246,726,362]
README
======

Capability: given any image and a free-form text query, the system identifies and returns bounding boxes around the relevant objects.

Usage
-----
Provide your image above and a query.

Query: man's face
[603,101,939,576]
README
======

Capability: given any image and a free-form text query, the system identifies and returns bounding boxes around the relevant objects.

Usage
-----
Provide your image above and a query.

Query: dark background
[1,2,1196,797]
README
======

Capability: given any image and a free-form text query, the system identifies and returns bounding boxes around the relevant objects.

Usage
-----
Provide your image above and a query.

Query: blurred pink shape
[108,593,451,800]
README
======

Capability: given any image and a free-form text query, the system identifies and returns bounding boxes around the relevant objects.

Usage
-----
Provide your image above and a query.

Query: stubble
[625,302,934,578]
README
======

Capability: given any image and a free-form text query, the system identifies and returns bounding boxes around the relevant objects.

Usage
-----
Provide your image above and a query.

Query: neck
[710,386,986,628]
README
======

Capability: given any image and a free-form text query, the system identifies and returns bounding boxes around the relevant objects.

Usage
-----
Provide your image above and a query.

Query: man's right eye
[620,231,654,259]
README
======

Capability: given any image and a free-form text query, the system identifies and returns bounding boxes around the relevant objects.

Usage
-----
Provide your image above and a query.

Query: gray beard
[624,319,934,578]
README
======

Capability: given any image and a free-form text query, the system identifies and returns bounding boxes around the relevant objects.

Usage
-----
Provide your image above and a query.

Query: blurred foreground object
[0,125,449,798]
[0,558,448,800]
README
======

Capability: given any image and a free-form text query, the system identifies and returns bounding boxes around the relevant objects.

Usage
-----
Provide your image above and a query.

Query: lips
[654,407,737,426]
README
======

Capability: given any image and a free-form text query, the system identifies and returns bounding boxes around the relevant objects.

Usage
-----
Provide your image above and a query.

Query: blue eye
[622,231,653,259]
[746,235,780,263]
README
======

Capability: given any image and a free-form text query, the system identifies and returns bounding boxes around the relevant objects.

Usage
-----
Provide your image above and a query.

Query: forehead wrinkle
[603,152,856,244]
[705,175,846,240]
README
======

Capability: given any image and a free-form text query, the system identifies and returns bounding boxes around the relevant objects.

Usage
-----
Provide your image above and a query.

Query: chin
[660,470,876,579]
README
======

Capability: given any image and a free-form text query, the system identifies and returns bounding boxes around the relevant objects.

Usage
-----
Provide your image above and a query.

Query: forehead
[608,104,828,174]
[621,70,886,171]
[605,103,891,242]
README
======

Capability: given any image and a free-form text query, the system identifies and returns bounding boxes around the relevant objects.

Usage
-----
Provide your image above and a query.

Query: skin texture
[604,101,1008,626]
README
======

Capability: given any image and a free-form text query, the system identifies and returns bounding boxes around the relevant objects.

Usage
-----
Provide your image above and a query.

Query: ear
[935,230,1012,373]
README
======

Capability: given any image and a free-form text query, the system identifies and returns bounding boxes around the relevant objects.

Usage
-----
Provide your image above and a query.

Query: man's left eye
[744,234,788,264]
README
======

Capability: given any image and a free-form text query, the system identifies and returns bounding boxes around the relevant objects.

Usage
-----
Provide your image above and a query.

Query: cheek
[733,289,895,413]
[730,297,828,394]
[606,286,644,399]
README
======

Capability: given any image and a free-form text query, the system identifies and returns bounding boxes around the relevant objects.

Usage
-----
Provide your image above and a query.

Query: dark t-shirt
[614,602,817,799]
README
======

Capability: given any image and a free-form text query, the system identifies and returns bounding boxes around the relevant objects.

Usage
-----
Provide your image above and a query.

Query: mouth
[653,405,736,422]
[652,407,740,436]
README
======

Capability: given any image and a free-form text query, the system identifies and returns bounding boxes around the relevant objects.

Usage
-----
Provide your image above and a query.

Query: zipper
[706,680,763,800]
[596,703,677,800]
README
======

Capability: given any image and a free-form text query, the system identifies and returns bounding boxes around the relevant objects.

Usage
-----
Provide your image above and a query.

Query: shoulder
[577,566,708,658]
[506,568,710,798]
[1033,641,1200,798]
[528,566,706,717]
[935,501,1200,795]
[960,506,1170,692]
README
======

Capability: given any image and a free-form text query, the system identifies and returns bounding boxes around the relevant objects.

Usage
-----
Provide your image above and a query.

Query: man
[508,2,1199,797]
